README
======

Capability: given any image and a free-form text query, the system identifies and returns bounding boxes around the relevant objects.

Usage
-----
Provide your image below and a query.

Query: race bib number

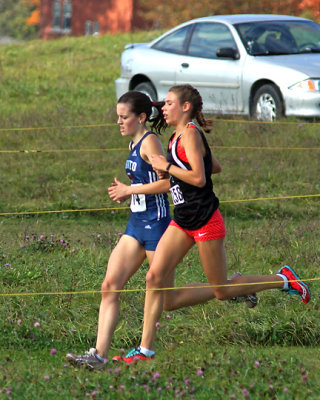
[130,184,146,212]
[170,184,185,205]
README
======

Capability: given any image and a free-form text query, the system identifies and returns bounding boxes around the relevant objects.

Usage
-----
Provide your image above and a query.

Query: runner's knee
[101,278,121,300]
[146,268,163,288]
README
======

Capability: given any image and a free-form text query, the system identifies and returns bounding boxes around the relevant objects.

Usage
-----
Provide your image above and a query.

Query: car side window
[152,25,192,55]
[188,22,237,59]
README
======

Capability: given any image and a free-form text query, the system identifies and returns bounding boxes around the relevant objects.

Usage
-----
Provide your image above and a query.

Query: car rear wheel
[133,82,157,101]
[251,84,283,121]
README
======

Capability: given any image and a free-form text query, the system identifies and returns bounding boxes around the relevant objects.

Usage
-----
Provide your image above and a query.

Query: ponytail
[195,110,212,133]
[149,101,167,134]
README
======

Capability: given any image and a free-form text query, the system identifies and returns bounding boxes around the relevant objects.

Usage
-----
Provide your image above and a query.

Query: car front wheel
[251,84,283,121]
[133,82,157,101]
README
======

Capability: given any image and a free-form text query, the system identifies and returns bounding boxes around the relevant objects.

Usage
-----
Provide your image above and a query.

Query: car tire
[133,82,157,101]
[251,84,283,121]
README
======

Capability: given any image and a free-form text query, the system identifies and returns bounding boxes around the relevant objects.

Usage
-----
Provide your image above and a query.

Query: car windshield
[235,20,320,55]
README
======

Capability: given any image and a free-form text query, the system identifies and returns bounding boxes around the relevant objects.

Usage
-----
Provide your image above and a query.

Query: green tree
[0,0,38,40]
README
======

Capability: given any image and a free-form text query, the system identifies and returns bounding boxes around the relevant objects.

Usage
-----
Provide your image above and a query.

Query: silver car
[115,14,320,121]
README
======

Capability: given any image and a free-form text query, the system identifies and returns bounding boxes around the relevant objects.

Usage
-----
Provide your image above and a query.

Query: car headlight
[289,79,320,91]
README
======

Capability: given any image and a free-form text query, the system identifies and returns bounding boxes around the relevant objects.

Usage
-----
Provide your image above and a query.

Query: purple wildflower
[242,388,249,398]
[197,368,204,377]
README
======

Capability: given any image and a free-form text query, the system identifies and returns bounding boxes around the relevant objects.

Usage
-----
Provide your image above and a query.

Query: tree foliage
[134,0,306,29]
[0,0,38,39]
[299,0,320,21]
[26,0,40,26]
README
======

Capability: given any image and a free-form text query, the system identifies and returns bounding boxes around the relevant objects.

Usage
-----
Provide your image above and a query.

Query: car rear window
[152,25,192,54]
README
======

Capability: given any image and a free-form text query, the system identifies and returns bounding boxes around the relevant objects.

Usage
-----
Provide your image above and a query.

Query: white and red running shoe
[279,265,311,304]
[112,347,154,364]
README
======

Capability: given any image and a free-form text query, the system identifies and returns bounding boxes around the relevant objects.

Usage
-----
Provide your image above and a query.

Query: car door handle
[181,63,189,68]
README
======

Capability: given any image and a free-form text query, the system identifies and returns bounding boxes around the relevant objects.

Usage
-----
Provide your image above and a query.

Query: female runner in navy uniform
[66,91,170,368]
[115,84,310,363]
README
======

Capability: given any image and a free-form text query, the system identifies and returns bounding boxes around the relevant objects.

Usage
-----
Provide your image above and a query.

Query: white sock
[138,346,155,357]
[277,273,288,290]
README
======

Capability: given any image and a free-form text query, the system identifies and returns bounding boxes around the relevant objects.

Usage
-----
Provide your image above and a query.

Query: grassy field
[0,32,319,399]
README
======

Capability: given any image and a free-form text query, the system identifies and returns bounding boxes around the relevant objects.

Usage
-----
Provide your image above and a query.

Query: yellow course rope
[0,148,127,153]
[0,123,115,132]
[0,193,319,216]
[212,145,320,151]
[1,145,320,153]
[0,119,317,134]
[0,277,318,298]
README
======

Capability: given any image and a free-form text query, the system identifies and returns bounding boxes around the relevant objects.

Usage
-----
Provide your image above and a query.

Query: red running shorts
[169,209,226,242]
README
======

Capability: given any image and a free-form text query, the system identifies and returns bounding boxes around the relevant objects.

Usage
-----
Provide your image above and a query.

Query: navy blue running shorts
[124,215,171,251]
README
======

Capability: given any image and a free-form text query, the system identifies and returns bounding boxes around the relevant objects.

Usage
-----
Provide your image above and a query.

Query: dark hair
[117,91,167,134]
[169,84,212,133]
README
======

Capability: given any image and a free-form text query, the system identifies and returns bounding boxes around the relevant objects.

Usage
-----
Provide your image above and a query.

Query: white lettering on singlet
[126,160,137,171]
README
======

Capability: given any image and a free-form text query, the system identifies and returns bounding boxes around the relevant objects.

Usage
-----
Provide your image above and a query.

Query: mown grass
[0,32,319,399]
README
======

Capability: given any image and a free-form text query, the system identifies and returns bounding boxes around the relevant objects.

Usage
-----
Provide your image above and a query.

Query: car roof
[148,14,314,47]
[188,14,311,24]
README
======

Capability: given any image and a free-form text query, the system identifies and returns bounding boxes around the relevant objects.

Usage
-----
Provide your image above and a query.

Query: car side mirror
[216,47,240,60]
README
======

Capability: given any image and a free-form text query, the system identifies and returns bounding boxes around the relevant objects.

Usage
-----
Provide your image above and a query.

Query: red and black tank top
[167,122,219,230]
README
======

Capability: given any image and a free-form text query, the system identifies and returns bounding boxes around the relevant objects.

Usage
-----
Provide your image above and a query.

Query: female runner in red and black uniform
[116,84,310,363]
